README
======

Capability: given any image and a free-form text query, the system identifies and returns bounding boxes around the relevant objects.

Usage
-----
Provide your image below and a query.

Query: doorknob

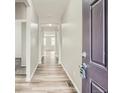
[79,63,87,79]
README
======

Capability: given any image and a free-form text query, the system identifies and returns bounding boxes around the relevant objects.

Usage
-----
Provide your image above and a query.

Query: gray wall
[61,0,82,92]
[15,3,26,20]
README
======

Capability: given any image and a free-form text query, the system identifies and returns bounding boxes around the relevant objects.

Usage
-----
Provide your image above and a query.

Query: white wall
[30,5,39,78]
[15,21,26,66]
[38,26,43,64]
[61,0,82,92]
[57,26,62,64]
[30,22,39,76]
[15,22,22,58]
[25,1,39,80]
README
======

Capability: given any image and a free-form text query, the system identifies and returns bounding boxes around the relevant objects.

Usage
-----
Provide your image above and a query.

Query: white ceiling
[32,0,70,24]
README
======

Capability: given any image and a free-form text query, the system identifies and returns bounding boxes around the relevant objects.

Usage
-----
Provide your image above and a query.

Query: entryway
[15,0,108,93]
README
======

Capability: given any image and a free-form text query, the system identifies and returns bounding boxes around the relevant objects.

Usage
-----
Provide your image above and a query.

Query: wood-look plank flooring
[15,64,77,93]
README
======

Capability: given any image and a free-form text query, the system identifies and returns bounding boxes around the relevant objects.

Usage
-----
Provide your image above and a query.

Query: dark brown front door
[82,0,108,93]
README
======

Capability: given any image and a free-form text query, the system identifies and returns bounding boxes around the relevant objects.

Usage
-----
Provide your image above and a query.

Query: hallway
[15,0,83,92]
[16,64,77,93]
[15,0,108,92]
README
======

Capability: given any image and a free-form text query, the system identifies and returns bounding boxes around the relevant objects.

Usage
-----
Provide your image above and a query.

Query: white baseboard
[30,63,39,80]
[26,62,39,82]
[61,63,80,93]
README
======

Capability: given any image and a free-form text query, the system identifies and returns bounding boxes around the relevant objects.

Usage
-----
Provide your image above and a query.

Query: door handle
[82,52,87,59]
[79,63,88,79]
